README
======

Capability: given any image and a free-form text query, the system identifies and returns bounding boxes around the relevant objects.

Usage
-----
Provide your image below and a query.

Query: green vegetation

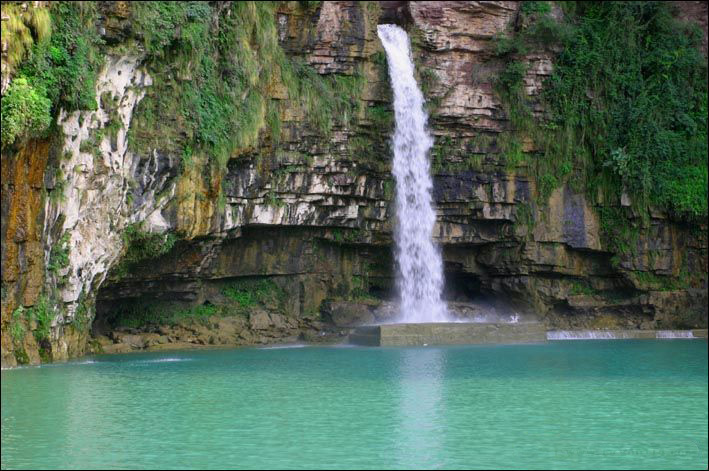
[430,136,489,174]
[10,307,27,343]
[284,60,366,137]
[14,348,30,365]
[548,2,707,219]
[0,3,51,81]
[598,206,639,255]
[631,270,692,291]
[48,232,71,274]
[351,274,378,301]
[49,166,67,203]
[222,278,286,312]
[495,2,708,222]
[30,295,53,342]
[367,104,394,129]
[13,295,54,343]
[331,228,366,244]
[298,1,322,12]
[112,278,286,328]
[515,202,535,235]
[4,1,367,163]
[418,66,439,101]
[19,2,103,111]
[1,77,52,147]
[10,295,57,363]
[113,223,177,277]
[11,320,25,342]
[350,133,391,172]
[78,128,105,158]
[569,279,597,296]
[90,91,124,145]
[129,1,366,169]
[2,3,104,149]
[71,291,90,331]
[431,136,454,173]
[383,180,394,200]
[112,303,220,329]
[129,1,272,165]
[520,1,552,15]
[265,189,285,208]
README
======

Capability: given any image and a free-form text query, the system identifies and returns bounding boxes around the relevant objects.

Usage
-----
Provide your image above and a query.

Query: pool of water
[2,341,707,469]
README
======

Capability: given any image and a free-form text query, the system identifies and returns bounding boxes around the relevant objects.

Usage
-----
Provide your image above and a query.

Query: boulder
[115,333,146,349]
[249,308,272,330]
[269,313,287,329]
[325,301,375,327]
[102,343,133,354]
[373,302,398,323]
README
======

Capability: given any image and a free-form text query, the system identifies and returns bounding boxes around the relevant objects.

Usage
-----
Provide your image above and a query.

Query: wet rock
[269,313,287,330]
[448,302,487,320]
[300,329,348,344]
[95,335,113,348]
[373,302,398,323]
[115,333,146,349]
[325,301,376,327]
[102,343,133,354]
[249,308,272,330]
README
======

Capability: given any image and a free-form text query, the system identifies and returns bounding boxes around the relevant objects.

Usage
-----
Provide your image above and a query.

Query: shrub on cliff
[496,1,708,221]
[545,1,708,220]
[0,3,51,81]
[112,224,177,278]
[1,2,103,150]
[1,77,52,148]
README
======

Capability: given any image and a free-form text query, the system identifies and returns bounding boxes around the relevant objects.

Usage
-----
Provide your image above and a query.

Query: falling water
[378,24,447,323]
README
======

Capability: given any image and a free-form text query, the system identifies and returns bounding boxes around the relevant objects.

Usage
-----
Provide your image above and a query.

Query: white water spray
[656,330,695,339]
[547,330,699,340]
[378,24,447,323]
[547,331,628,340]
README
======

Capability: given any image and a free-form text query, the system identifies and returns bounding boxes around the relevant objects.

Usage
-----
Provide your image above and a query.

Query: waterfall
[378,24,447,323]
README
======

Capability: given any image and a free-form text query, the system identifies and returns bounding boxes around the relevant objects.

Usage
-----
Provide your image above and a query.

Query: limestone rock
[325,301,376,327]
[249,308,272,330]
[373,302,398,323]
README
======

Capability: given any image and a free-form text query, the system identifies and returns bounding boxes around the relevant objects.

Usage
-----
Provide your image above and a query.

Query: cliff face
[2,1,707,367]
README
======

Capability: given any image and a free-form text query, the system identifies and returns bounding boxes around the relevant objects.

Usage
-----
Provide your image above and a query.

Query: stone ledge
[547,329,708,340]
[349,322,548,346]
[350,325,708,346]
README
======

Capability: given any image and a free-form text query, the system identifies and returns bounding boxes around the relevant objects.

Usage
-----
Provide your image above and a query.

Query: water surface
[2,341,707,469]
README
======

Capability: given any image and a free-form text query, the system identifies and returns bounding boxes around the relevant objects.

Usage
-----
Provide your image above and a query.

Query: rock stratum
[1,1,707,367]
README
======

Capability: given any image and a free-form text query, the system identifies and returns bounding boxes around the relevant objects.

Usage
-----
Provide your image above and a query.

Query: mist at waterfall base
[378,24,448,323]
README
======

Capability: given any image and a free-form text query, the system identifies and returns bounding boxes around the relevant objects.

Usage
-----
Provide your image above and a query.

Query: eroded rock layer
[1,1,707,367]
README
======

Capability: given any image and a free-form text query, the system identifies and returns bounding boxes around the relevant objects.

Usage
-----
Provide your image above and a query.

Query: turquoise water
[2,341,707,470]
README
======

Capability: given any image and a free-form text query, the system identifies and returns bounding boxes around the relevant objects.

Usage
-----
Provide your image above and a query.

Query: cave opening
[92,226,401,336]
[443,272,484,303]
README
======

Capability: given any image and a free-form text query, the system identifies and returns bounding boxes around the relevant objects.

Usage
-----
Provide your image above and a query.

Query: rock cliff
[2,1,707,367]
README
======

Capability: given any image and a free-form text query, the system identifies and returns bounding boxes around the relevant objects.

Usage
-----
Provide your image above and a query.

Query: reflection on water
[397,348,445,468]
